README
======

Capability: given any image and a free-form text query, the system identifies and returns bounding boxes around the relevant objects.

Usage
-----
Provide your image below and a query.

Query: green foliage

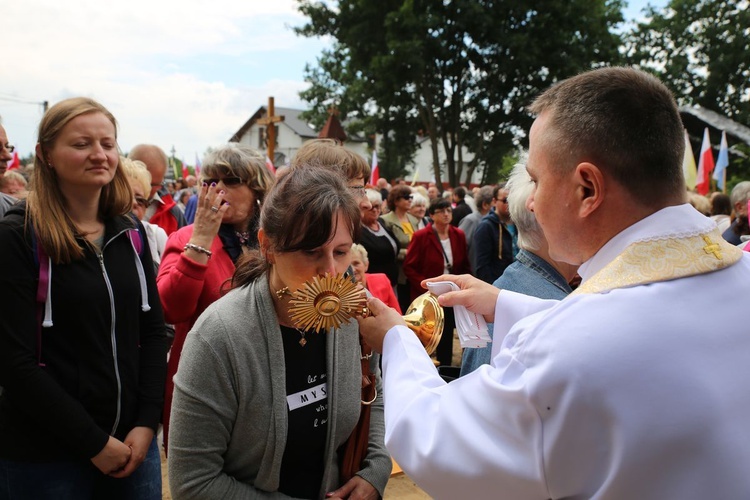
[625,0,750,124]
[625,0,750,184]
[295,0,625,187]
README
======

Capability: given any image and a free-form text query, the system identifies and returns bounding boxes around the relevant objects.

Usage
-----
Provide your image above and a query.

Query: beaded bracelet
[184,243,213,257]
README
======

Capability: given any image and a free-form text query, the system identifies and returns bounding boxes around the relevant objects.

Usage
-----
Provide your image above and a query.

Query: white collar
[150,191,165,206]
[578,204,716,282]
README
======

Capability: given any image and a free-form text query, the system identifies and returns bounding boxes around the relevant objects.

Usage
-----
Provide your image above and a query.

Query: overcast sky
[2,0,664,162]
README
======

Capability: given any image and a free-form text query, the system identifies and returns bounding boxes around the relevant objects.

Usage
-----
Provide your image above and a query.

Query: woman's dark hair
[232,167,361,287]
[710,193,732,216]
[428,197,452,215]
[387,185,413,212]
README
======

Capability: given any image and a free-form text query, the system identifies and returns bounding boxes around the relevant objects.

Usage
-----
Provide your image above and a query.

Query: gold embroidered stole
[573,228,743,295]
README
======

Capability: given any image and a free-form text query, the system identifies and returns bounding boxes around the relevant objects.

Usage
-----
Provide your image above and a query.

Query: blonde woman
[0,97,167,498]
[121,157,168,266]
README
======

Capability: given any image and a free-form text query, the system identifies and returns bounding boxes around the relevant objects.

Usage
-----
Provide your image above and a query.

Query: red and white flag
[696,127,715,195]
[265,156,276,175]
[369,150,379,186]
[194,153,202,176]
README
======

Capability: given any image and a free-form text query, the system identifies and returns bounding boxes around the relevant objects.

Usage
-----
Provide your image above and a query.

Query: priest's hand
[358,297,407,353]
[421,273,500,323]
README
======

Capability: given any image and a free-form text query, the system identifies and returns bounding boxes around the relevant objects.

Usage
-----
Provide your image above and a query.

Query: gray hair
[201,143,275,202]
[730,181,750,207]
[475,185,495,209]
[506,152,543,251]
[411,192,428,207]
[365,188,383,205]
[351,243,368,263]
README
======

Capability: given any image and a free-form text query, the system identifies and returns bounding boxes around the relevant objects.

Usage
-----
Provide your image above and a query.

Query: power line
[0,94,47,110]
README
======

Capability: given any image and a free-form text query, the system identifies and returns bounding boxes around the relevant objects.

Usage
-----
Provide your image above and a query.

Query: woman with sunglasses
[381,185,420,313]
[156,143,274,451]
[359,188,399,292]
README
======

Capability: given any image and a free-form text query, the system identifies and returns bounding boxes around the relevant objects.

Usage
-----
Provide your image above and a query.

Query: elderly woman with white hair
[460,154,579,376]
[350,243,401,313]
[409,192,430,229]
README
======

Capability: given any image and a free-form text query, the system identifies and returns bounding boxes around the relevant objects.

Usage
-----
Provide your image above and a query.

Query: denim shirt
[460,249,573,376]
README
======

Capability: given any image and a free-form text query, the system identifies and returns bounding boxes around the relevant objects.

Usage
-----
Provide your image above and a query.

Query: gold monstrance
[288,273,368,333]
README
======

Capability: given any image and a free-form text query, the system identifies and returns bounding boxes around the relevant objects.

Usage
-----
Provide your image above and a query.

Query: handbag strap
[359,334,376,404]
[433,226,452,271]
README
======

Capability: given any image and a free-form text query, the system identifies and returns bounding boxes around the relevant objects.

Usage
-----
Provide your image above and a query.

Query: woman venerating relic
[168,167,391,499]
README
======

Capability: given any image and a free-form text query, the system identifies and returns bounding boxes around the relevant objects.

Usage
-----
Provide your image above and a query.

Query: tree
[625,0,750,125]
[625,0,750,183]
[296,0,624,186]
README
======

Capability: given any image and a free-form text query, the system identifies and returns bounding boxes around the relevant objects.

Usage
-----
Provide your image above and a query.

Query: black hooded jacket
[0,202,167,461]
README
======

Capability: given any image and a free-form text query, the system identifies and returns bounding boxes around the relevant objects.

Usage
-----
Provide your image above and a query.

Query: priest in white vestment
[358,67,750,499]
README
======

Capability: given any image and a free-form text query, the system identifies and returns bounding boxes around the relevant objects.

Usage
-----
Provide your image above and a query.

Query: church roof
[318,112,348,142]
[680,105,750,149]
[229,105,367,144]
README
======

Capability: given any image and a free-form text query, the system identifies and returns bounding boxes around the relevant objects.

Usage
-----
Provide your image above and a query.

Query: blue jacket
[461,249,572,376]
[472,209,515,284]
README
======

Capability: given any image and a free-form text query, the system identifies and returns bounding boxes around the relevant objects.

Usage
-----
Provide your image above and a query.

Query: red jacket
[403,223,469,301]
[148,193,181,236]
[156,225,235,449]
[366,273,401,314]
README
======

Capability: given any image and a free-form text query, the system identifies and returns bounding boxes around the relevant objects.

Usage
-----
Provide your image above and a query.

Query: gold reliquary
[287,273,444,355]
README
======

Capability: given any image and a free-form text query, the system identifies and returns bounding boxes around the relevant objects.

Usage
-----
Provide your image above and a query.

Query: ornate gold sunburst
[288,273,368,333]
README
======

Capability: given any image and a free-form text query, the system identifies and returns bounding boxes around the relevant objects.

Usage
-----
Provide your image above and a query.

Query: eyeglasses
[433,208,453,215]
[1,143,15,153]
[496,197,508,203]
[368,204,382,210]
[134,196,149,208]
[349,185,366,196]
[400,195,413,201]
[204,177,244,187]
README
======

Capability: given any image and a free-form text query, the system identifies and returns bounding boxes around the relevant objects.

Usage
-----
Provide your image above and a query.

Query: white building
[229,106,368,167]
[230,105,483,185]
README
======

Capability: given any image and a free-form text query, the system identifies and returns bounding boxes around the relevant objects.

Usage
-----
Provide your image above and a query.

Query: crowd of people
[1,65,750,499]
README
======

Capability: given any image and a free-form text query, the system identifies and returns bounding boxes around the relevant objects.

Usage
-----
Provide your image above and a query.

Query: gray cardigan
[168,276,391,499]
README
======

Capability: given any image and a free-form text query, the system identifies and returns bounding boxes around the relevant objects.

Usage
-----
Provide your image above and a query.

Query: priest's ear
[574,162,604,217]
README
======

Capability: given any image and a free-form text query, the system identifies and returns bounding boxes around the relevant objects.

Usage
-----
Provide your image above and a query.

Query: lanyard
[433,227,453,272]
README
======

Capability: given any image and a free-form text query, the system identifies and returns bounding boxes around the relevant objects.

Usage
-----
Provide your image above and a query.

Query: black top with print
[278,325,328,499]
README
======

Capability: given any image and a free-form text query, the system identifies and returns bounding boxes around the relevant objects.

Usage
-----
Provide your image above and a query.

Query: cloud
[1,0,328,159]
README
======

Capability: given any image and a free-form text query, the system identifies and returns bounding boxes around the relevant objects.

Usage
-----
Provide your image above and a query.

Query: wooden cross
[702,235,723,260]
[257,96,285,164]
